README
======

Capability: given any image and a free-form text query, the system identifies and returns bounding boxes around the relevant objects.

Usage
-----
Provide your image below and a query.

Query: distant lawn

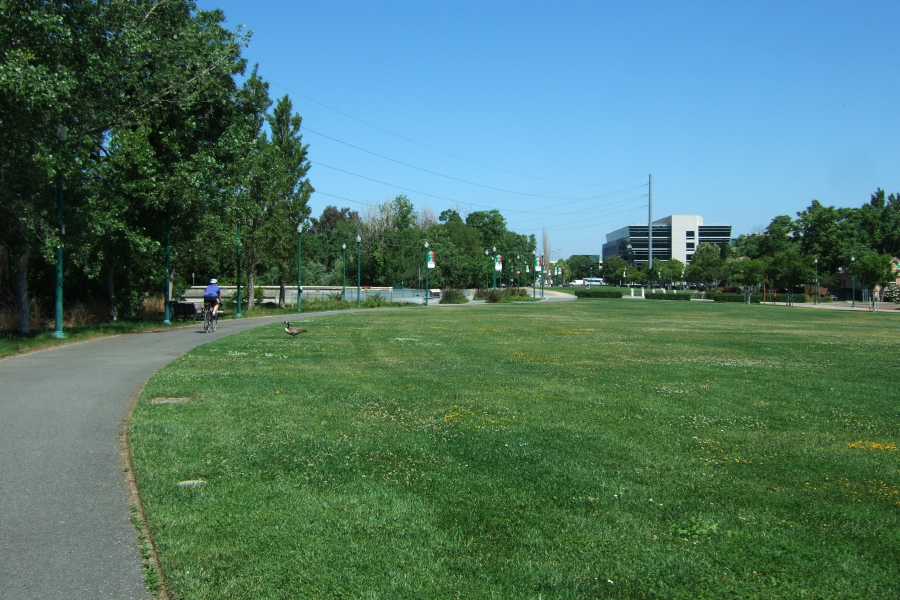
[0,297,409,359]
[130,301,900,599]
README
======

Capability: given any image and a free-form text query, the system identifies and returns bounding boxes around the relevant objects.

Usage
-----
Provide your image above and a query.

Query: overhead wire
[272,80,632,187]
[265,82,650,244]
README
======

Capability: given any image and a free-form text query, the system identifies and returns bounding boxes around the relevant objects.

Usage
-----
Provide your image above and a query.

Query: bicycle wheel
[203,308,211,333]
[211,311,218,332]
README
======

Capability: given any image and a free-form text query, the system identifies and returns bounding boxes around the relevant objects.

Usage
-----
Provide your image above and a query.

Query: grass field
[129,301,899,599]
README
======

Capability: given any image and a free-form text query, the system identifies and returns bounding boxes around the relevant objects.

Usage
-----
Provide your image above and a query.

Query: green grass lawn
[129,301,899,599]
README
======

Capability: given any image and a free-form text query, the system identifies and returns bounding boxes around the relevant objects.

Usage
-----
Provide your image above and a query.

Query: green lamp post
[851,255,856,308]
[492,246,497,290]
[342,243,347,301]
[424,241,430,306]
[236,223,242,318]
[297,223,303,312]
[53,124,66,338]
[356,235,362,308]
[814,257,819,305]
[162,204,172,325]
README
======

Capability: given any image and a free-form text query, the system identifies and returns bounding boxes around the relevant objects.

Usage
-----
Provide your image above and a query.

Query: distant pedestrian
[773,291,777,304]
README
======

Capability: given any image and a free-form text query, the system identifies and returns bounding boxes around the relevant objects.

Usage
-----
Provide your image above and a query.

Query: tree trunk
[15,245,30,334]
[247,268,255,308]
[278,274,286,309]
[0,243,12,306]
[106,263,118,322]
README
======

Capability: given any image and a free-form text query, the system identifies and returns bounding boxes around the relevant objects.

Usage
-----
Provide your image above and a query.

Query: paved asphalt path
[0,314,309,600]
[0,296,575,600]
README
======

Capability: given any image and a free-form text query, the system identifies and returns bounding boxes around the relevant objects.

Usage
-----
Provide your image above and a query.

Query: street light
[814,257,819,305]
[515,254,520,287]
[485,249,489,289]
[492,246,497,290]
[296,223,303,312]
[53,124,67,337]
[342,243,347,300]
[356,235,362,308]
[851,255,856,308]
[236,222,243,318]
[424,241,430,306]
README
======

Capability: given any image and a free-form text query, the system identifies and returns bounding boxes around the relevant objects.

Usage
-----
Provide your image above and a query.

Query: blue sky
[196,0,900,259]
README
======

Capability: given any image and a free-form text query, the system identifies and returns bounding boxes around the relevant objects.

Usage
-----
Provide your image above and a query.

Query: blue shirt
[203,283,220,299]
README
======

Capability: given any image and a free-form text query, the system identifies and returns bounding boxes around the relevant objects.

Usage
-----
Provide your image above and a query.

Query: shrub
[482,289,504,303]
[439,289,468,304]
[708,292,748,303]
[646,292,692,301]
[362,294,386,308]
[573,288,623,299]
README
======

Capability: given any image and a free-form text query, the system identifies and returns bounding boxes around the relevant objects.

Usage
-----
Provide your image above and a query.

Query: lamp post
[623,269,627,288]
[356,235,362,308]
[236,223,243,318]
[485,249,489,289]
[851,255,856,308]
[53,124,67,337]
[424,241,430,306]
[162,204,172,325]
[533,256,537,299]
[492,246,497,290]
[342,243,347,301]
[814,257,819,305]
[540,255,545,298]
[297,223,303,312]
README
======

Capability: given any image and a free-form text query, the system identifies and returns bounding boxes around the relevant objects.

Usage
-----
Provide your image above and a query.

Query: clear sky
[196,0,900,260]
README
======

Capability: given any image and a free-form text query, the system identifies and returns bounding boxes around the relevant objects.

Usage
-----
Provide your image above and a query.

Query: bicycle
[203,302,218,333]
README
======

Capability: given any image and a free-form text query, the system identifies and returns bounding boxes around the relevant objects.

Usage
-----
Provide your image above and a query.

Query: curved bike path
[0,314,320,600]
[0,296,575,599]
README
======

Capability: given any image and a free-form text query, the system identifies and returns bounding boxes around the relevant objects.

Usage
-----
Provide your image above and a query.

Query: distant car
[569,279,585,286]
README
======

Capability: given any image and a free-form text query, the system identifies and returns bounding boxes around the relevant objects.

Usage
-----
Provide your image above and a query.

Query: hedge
[708,292,810,304]
[645,292,692,301]
[573,288,623,298]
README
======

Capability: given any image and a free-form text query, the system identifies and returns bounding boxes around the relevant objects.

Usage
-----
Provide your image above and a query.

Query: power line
[305,126,646,201]
[272,80,633,187]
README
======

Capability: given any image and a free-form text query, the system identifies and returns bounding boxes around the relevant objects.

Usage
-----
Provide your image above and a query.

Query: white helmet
[210,279,217,284]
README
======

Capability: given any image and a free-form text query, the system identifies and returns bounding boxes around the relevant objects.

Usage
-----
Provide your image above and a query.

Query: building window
[686,230,695,238]
[686,242,695,250]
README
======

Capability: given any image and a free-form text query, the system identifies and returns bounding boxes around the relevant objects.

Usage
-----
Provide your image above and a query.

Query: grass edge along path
[130,301,899,599]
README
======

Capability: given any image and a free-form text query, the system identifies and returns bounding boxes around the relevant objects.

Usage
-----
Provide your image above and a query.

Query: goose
[283,322,308,337]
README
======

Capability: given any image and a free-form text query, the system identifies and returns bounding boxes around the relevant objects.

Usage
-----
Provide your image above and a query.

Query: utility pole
[648,174,653,271]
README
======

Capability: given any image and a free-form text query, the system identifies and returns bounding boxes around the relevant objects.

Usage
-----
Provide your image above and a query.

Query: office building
[602,215,732,267]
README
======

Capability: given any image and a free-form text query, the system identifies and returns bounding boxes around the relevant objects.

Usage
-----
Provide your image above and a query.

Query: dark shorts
[203,296,219,307]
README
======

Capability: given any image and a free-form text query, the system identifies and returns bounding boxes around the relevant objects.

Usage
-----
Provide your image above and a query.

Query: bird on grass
[283,321,308,337]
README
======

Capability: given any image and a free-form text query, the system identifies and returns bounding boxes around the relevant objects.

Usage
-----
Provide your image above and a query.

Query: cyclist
[203,278,222,316]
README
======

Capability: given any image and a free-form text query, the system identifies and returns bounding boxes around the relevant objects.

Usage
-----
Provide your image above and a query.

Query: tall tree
[257,94,313,306]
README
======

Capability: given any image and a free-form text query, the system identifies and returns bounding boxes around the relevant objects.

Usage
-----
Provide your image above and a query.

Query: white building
[602,215,732,267]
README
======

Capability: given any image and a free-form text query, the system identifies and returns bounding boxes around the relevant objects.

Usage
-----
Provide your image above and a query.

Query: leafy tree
[600,256,628,284]
[729,257,770,302]
[853,251,894,309]
[684,243,725,287]
[466,210,507,251]
[769,248,814,303]
[256,94,313,306]
[565,256,599,280]
[640,260,661,286]
[658,259,685,289]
